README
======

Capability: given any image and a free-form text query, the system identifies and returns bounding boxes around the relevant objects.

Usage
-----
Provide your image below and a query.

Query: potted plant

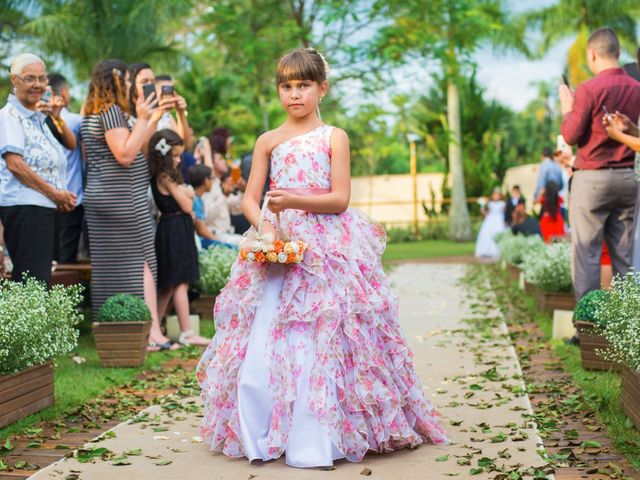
[574,289,617,371]
[93,294,151,367]
[496,232,545,283]
[596,273,640,430]
[191,245,236,319]
[0,277,83,428]
[521,242,574,313]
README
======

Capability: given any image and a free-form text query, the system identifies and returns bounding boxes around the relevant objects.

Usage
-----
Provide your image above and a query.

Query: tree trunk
[257,92,270,131]
[447,80,472,241]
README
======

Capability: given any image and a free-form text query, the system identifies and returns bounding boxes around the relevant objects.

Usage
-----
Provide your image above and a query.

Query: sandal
[147,340,180,352]
[178,330,210,346]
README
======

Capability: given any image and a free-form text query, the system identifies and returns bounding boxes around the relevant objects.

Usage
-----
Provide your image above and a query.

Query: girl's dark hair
[128,62,152,117]
[84,59,129,115]
[275,48,329,86]
[148,129,184,183]
[543,181,560,218]
[209,127,230,155]
[188,164,212,188]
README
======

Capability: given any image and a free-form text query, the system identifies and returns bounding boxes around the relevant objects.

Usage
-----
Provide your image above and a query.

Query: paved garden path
[32,264,549,480]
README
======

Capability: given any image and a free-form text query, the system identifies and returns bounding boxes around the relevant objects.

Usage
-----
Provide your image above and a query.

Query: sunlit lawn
[383,240,475,262]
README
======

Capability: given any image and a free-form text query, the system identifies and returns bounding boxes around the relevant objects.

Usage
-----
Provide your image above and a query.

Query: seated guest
[537,181,565,243]
[189,164,235,249]
[0,53,77,285]
[504,185,525,225]
[49,73,84,264]
[511,204,541,237]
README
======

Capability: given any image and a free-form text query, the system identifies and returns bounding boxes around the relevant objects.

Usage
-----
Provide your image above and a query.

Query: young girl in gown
[196,48,448,469]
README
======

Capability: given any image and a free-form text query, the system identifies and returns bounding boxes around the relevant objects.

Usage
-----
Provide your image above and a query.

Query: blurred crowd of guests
[0,54,253,350]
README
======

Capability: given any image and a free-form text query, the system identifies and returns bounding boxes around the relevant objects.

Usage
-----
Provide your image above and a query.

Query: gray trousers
[570,169,637,300]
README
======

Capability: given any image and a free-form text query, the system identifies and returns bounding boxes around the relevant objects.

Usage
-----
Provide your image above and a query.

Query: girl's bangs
[276,56,323,85]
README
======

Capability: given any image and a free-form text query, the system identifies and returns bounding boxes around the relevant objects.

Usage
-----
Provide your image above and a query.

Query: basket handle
[257,196,285,240]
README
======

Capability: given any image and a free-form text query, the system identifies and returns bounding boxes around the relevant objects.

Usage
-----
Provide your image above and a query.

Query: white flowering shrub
[595,273,640,373]
[521,242,572,293]
[495,231,545,266]
[196,246,237,296]
[0,277,83,376]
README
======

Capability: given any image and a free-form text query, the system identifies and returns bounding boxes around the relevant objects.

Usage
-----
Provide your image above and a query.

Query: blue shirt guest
[0,53,77,285]
[48,73,85,264]
[534,147,565,199]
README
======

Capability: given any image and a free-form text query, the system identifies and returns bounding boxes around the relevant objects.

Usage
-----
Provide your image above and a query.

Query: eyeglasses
[13,74,49,86]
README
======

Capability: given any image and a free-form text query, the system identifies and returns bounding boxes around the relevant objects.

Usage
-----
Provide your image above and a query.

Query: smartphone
[41,87,52,104]
[142,83,156,100]
[603,104,611,116]
[161,85,174,97]
[561,74,570,89]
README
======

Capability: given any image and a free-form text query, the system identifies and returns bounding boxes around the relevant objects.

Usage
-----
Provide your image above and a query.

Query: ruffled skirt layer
[196,208,448,466]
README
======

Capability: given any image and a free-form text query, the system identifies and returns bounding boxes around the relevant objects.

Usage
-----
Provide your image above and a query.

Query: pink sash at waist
[273,187,331,196]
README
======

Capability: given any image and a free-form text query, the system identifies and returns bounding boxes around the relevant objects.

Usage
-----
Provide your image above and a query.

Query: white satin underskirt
[237,264,344,468]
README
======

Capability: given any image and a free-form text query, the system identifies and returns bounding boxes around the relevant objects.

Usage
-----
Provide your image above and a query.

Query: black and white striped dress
[81,104,157,319]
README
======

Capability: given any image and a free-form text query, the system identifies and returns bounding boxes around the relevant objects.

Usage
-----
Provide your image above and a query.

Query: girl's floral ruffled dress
[197,125,448,468]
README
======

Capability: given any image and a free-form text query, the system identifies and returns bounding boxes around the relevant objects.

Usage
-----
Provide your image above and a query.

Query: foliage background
[2,0,638,199]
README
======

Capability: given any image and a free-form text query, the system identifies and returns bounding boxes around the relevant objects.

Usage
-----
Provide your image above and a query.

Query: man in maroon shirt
[560,28,640,304]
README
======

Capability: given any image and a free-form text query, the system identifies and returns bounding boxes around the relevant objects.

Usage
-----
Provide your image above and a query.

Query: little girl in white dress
[197,48,448,468]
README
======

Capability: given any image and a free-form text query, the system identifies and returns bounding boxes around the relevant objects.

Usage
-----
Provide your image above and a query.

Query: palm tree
[523,0,640,85]
[373,0,530,241]
[21,0,192,78]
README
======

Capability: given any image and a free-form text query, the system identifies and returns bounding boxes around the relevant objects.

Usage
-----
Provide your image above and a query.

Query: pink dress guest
[196,125,448,468]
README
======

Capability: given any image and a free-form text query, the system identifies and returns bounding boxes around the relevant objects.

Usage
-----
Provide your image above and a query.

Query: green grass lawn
[383,240,475,262]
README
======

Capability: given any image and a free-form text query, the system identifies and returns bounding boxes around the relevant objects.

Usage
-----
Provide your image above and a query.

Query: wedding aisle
[32,264,549,480]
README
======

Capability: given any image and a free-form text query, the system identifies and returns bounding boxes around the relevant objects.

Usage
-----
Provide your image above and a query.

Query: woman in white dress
[475,189,507,258]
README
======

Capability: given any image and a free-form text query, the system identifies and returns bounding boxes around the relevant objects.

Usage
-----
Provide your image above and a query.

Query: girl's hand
[136,92,158,121]
[266,190,292,213]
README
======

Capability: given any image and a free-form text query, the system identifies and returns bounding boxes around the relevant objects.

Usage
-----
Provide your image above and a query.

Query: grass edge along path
[463,263,640,478]
[382,239,475,262]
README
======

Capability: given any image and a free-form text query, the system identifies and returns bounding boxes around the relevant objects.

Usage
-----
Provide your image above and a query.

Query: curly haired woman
[81,59,177,351]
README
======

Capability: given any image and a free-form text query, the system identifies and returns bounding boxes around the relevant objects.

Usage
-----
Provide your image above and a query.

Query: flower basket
[576,321,618,371]
[621,366,640,431]
[0,362,54,428]
[239,197,307,265]
[538,291,576,315]
[93,294,151,367]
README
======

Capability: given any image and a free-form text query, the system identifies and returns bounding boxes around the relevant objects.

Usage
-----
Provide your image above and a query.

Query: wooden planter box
[93,321,151,367]
[575,321,618,371]
[621,365,640,431]
[0,362,54,428]
[524,281,539,298]
[538,291,576,315]
[508,264,521,283]
[190,294,216,319]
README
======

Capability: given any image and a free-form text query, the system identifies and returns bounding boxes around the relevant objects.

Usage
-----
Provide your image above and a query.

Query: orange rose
[274,240,284,253]
[255,252,266,263]
[287,253,296,263]
[239,249,248,260]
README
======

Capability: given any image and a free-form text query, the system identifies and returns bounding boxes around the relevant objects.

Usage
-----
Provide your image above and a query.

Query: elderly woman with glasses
[0,53,77,285]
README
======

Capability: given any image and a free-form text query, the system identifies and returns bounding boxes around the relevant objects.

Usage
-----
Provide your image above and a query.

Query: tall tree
[523,0,640,85]
[21,0,191,78]
[373,0,529,241]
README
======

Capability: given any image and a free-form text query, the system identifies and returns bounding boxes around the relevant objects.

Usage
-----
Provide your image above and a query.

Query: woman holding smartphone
[128,64,192,149]
[0,53,77,286]
[81,59,177,351]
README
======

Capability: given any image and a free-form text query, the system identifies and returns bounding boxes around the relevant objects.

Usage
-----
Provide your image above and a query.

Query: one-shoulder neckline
[270,124,327,156]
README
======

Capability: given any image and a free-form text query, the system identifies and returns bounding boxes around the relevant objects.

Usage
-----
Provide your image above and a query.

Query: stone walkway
[32,264,549,480]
